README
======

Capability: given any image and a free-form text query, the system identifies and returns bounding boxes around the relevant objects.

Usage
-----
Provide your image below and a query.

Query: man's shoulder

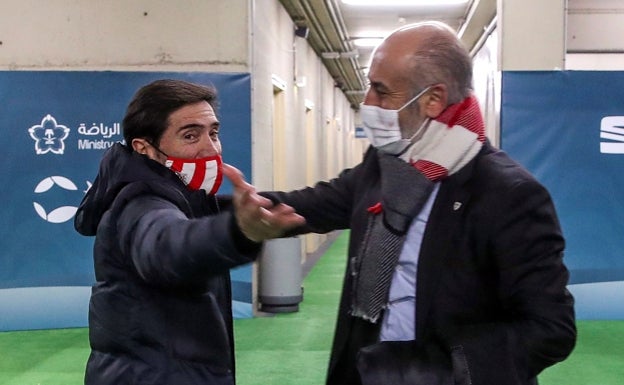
[478,143,533,175]
[112,179,192,215]
[470,143,543,192]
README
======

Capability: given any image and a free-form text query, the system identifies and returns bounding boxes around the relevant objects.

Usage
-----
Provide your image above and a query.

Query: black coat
[265,142,576,385]
[75,143,260,385]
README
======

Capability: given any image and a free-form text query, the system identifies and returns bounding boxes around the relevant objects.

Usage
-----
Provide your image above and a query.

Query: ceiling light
[342,0,468,5]
[352,38,384,47]
[321,50,360,59]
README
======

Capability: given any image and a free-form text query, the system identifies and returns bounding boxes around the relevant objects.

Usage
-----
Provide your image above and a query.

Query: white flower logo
[28,114,70,155]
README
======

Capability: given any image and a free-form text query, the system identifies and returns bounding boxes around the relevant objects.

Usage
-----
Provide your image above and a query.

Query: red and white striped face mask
[164,154,223,194]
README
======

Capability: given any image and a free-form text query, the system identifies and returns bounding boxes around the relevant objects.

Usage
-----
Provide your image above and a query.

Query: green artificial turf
[0,328,89,385]
[1,231,622,385]
[233,232,348,385]
[537,320,624,384]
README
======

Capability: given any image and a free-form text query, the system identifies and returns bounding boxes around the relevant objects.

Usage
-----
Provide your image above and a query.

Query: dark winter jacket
[74,143,260,385]
[265,142,576,385]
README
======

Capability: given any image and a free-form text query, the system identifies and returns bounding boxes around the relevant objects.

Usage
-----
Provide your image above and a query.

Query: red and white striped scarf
[354,96,486,321]
[399,94,485,181]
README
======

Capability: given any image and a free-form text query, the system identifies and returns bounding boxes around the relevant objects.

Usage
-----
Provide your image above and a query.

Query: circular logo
[33,176,80,223]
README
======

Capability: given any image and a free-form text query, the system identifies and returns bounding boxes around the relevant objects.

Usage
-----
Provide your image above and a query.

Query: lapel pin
[453,202,462,211]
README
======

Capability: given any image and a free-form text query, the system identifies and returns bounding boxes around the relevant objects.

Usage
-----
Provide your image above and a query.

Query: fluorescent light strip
[353,38,384,47]
[342,0,468,5]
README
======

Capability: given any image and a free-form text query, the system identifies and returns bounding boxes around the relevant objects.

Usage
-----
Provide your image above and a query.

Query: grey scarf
[350,153,434,323]
[350,95,485,323]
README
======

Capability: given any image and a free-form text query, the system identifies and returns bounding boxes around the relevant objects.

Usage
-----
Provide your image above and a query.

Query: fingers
[223,163,305,242]
[239,187,273,210]
[256,204,306,233]
[238,203,306,243]
[222,163,251,190]
[223,162,274,209]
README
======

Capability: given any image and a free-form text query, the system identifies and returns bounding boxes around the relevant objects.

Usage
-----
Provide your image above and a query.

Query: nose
[362,88,378,106]
[200,132,221,157]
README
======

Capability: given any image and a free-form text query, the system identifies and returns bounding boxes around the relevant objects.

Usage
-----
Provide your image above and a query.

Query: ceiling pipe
[305,0,362,92]
[279,0,366,108]
[326,0,367,94]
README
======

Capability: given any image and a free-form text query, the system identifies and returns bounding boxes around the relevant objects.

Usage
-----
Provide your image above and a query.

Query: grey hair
[404,23,473,103]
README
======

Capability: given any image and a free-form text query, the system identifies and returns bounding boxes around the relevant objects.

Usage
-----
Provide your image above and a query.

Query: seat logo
[28,114,70,155]
[600,116,624,154]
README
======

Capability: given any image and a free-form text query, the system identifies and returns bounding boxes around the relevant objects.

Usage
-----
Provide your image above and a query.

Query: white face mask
[360,86,432,155]
[164,154,223,194]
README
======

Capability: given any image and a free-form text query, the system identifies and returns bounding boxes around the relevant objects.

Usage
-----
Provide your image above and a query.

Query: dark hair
[122,79,218,146]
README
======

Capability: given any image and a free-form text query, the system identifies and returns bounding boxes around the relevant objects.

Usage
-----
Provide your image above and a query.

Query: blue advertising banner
[0,71,253,331]
[501,71,624,319]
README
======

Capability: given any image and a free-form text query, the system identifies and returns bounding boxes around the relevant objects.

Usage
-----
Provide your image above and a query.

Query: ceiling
[278,0,496,108]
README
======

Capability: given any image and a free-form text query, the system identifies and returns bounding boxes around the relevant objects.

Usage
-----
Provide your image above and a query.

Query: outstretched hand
[222,163,306,242]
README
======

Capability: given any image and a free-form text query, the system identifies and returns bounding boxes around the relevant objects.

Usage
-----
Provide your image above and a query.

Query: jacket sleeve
[115,194,260,287]
[441,177,576,384]
[262,157,372,235]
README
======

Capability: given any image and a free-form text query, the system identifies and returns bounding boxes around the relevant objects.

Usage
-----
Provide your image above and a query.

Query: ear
[131,138,150,155]
[422,84,448,119]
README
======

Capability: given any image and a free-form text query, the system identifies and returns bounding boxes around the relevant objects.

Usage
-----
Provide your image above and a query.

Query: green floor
[1,231,622,385]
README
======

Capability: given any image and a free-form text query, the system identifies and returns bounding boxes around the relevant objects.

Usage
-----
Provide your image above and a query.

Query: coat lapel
[414,152,477,342]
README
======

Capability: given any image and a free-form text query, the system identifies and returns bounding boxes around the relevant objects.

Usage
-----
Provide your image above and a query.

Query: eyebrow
[175,123,202,133]
[175,121,220,133]
[369,80,389,92]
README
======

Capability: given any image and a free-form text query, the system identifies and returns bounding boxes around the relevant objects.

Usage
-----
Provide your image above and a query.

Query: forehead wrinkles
[370,25,436,83]
[169,102,216,124]
[369,51,415,91]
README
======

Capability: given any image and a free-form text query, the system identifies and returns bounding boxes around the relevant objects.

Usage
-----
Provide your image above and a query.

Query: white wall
[251,0,364,259]
[0,0,249,71]
[473,29,500,146]
[251,0,361,194]
[497,0,566,70]
[250,0,293,190]
[567,0,624,53]
[566,0,624,70]
[566,54,624,70]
